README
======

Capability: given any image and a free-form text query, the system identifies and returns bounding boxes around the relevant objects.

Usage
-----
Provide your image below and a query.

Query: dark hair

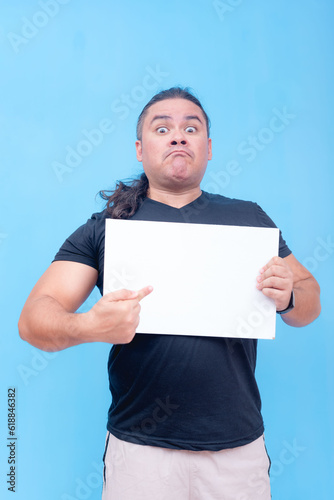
[99,172,149,219]
[136,86,210,140]
[99,86,210,219]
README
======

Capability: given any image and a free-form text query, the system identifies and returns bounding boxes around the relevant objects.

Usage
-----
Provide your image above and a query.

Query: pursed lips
[165,148,193,159]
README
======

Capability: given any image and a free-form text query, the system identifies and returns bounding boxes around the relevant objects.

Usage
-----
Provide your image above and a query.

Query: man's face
[135,98,212,192]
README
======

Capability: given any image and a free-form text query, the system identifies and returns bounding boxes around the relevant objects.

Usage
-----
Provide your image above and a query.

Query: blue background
[1,1,333,499]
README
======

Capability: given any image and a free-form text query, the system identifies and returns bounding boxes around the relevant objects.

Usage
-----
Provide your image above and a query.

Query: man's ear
[208,138,212,160]
[135,140,142,162]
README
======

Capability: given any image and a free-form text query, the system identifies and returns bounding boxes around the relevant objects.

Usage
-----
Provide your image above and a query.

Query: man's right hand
[83,286,153,345]
[18,261,153,352]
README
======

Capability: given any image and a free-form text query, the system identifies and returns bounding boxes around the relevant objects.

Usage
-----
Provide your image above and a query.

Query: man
[18,87,321,500]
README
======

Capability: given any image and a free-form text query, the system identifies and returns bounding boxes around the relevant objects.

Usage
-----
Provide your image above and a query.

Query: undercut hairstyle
[99,86,210,219]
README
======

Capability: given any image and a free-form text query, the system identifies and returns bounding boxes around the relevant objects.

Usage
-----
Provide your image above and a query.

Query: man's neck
[147,186,202,208]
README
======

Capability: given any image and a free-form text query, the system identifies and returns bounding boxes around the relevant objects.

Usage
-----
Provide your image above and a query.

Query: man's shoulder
[69,208,109,240]
[203,191,258,209]
[199,191,272,227]
[80,208,109,230]
[89,208,109,222]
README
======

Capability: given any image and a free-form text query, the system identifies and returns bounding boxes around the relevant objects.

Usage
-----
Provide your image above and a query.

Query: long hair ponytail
[99,172,149,219]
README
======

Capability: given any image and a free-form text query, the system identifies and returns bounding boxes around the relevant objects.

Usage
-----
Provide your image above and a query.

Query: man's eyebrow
[184,115,203,124]
[149,114,203,126]
[150,115,172,125]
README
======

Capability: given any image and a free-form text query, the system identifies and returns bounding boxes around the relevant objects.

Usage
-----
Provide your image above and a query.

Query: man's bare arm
[18,261,153,352]
[257,253,321,327]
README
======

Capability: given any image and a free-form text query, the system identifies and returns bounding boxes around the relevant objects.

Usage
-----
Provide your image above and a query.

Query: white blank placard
[104,219,279,339]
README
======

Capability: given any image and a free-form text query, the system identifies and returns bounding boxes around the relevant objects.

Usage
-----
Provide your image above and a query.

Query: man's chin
[168,163,190,180]
[160,175,198,192]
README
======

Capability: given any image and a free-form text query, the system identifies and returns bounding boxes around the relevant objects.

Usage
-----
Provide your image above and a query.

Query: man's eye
[157,127,168,133]
[185,126,196,133]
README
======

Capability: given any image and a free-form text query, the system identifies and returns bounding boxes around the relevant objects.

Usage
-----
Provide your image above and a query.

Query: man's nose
[170,136,187,146]
[170,128,187,146]
[171,139,187,145]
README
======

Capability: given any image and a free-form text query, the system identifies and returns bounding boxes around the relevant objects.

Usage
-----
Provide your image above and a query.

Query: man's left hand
[256,256,294,312]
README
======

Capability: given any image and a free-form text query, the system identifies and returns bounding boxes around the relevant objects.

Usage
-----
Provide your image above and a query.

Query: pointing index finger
[137,286,154,302]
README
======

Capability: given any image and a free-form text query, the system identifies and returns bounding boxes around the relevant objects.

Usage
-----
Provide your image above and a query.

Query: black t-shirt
[54,191,291,451]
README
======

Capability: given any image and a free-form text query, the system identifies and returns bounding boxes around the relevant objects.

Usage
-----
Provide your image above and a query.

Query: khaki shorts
[102,432,271,500]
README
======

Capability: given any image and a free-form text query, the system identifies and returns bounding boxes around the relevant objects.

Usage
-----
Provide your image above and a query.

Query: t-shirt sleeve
[255,204,292,258]
[53,217,101,270]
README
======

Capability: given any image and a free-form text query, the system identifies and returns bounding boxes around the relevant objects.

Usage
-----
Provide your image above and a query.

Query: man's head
[135,87,212,193]
[136,87,210,141]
